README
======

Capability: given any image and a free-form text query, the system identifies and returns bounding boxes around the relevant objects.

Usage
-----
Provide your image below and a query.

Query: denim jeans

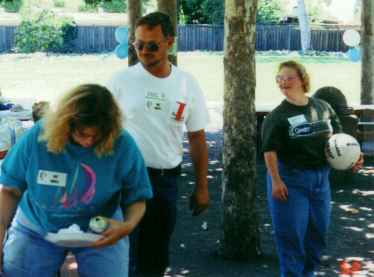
[267,162,331,277]
[2,218,129,277]
[129,171,179,277]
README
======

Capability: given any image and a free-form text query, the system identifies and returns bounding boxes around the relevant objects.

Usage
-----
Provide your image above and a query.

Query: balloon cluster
[342,29,361,62]
[114,26,129,59]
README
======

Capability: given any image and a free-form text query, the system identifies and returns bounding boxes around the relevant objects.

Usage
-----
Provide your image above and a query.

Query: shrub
[101,0,126,13]
[14,10,77,53]
[2,0,23,12]
[53,0,65,8]
[78,3,98,12]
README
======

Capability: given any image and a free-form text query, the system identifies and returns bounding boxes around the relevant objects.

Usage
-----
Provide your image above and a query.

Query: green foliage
[78,3,98,12]
[179,0,224,25]
[101,0,126,13]
[257,0,283,24]
[53,0,65,8]
[79,0,127,13]
[14,10,77,53]
[1,0,23,12]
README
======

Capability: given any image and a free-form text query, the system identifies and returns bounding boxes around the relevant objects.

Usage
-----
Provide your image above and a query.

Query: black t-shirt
[261,97,342,169]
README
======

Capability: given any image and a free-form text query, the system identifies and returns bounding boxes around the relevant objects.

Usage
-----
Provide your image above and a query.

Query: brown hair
[278,60,311,93]
[40,84,123,156]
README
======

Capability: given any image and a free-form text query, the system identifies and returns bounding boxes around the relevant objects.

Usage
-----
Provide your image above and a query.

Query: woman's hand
[352,153,364,173]
[272,179,288,201]
[90,218,134,248]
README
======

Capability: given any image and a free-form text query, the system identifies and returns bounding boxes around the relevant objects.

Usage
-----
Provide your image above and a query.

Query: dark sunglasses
[132,41,163,52]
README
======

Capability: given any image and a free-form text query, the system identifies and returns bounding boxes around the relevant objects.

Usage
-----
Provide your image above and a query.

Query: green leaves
[14,10,76,53]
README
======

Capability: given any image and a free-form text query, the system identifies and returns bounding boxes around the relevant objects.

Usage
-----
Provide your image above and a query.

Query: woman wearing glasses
[0,84,152,276]
[262,60,362,276]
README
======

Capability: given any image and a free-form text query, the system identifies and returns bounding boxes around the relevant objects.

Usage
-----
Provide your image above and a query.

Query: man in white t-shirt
[107,12,209,277]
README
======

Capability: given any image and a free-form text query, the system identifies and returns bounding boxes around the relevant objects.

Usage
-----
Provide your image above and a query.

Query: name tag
[288,114,307,126]
[145,91,166,112]
[37,170,67,187]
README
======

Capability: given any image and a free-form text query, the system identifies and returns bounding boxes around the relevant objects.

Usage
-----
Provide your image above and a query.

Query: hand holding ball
[325,134,361,170]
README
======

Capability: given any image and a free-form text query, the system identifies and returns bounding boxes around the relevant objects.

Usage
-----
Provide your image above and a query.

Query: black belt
[147,164,182,176]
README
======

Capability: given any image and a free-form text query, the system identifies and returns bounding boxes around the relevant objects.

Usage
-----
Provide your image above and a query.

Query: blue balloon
[115,26,128,44]
[347,47,361,62]
[114,43,128,59]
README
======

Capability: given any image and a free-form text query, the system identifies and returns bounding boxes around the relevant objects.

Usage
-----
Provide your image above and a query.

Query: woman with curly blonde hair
[0,84,152,277]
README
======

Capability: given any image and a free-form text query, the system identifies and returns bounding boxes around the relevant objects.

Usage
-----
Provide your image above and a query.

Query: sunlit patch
[67,262,78,270]
[368,223,374,229]
[339,205,360,214]
[352,189,374,196]
[359,207,373,212]
[365,233,374,239]
[209,160,219,165]
[344,226,363,232]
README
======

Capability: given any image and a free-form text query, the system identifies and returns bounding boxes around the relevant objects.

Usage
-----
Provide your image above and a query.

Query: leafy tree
[256,0,283,24]
[178,0,223,24]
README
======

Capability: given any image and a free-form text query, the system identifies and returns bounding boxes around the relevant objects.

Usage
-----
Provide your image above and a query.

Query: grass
[0,52,362,107]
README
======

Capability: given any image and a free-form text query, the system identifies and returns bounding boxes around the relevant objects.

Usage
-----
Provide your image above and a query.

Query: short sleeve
[185,76,209,132]
[0,124,38,192]
[261,114,284,153]
[120,132,153,208]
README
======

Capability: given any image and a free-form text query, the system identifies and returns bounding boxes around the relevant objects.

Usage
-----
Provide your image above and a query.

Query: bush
[257,0,283,24]
[14,10,77,53]
[53,0,65,8]
[1,0,23,12]
[78,3,98,12]
[101,0,126,13]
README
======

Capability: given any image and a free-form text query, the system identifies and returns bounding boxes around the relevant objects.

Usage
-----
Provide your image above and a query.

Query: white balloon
[343,29,361,47]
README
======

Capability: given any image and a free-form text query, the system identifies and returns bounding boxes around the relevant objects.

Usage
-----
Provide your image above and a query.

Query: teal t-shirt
[0,122,153,234]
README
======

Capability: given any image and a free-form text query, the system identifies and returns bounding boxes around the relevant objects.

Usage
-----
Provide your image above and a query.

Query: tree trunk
[361,0,374,104]
[222,0,261,260]
[157,0,177,65]
[128,0,142,66]
[297,0,311,52]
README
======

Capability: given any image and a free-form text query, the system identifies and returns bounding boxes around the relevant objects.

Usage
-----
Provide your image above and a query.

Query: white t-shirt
[107,63,209,169]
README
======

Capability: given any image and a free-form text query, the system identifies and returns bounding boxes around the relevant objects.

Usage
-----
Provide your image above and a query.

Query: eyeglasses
[132,40,164,52]
[275,75,299,82]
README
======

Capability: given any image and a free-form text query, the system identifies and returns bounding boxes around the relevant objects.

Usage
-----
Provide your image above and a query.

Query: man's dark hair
[136,12,175,37]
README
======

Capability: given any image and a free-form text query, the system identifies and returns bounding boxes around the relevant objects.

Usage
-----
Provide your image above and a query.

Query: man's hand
[90,218,134,248]
[189,186,209,216]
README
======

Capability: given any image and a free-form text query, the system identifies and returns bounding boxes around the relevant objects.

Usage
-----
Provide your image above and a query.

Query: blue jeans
[129,171,179,277]
[267,163,331,277]
[2,221,129,277]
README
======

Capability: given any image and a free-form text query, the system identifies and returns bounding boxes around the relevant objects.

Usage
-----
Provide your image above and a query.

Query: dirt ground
[166,130,374,277]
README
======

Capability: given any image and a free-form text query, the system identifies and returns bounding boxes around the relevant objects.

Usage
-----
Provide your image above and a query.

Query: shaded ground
[167,130,374,277]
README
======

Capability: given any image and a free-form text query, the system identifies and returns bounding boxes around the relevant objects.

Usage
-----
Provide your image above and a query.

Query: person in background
[107,12,210,277]
[262,60,363,277]
[0,84,152,277]
[32,101,50,122]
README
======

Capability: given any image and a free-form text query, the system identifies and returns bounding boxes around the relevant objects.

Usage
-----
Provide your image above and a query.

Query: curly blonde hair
[278,60,311,93]
[40,84,123,156]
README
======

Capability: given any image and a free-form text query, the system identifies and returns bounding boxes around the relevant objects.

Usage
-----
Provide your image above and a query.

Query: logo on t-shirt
[145,91,166,112]
[289,119,333,139]
[171,101,186,121]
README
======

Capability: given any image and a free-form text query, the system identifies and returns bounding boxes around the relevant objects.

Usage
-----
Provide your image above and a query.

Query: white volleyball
[325,134,361,170]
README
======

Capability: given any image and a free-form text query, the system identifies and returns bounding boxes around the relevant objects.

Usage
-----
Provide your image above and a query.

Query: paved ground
[165,130,374,277]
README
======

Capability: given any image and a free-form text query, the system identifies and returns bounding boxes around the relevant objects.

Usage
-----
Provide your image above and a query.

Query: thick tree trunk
[361,0,374,104]
[222,0,261,260]
[157,0,177,65]
[297,0,311,52]
[128,0,142,66]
